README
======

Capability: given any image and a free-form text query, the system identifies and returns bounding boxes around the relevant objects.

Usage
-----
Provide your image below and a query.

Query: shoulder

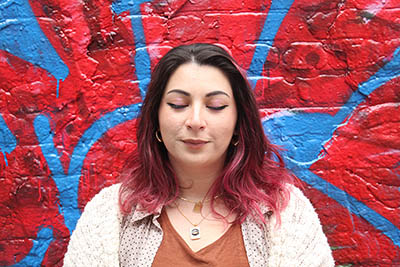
[283,185,317,220]
[75,182,122,233]
[275,184,324,234]
[84,183,121,213]
[76,183,122,226]
[267,184,335,266]
[63,183,122,267]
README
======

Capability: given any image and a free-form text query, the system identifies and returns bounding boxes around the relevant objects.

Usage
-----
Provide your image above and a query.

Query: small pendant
[190,226,201,240]
[193,201,203,213]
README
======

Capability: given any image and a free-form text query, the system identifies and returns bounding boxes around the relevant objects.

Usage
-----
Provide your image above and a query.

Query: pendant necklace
[178,194,221,213]
[174,202,210,240]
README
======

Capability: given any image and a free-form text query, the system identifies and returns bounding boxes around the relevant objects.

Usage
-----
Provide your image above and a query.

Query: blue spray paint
[12,227,53,267]
[0,114,17,166]
[294,168,400,248]
[68,104,142,175]
[26,103,141,266]
[247,0,295,85]
[11,0,149,263]
[0,0,69,97]
[34,114,81,234]
[262,45,400,247]
[34,103,141,234]
[334,46,400,123]
[112,0,152,99]
[8,0,400,265]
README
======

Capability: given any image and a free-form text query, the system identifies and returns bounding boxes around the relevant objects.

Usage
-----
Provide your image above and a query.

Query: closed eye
[207,105,228,111]
[167,103,188,109]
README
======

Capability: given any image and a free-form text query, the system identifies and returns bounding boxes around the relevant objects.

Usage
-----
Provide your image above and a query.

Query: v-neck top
[152,210,250,267]
[64,184,334,267]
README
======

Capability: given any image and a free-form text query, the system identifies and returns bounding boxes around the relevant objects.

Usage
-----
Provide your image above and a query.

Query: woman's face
[158,62,237,170]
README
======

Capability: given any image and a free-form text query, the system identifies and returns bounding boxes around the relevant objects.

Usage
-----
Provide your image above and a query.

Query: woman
[63,43,334,266]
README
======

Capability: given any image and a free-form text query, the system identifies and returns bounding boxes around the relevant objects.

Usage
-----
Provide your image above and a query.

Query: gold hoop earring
[155,130,163,143]
[232,135,239,146]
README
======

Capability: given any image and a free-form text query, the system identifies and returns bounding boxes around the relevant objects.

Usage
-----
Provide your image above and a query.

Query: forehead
[164,63,233,96]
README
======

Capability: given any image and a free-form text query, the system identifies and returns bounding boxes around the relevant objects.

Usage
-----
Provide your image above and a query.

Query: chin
[188,158,223,169]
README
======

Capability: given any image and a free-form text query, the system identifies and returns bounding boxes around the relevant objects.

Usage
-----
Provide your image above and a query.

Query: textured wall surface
[0,0,399,266]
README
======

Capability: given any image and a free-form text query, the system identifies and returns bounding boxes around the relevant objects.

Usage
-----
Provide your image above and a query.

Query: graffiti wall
[0,0,399,266]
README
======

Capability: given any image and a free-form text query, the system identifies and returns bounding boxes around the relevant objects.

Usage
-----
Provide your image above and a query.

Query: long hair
[119,43,293,224]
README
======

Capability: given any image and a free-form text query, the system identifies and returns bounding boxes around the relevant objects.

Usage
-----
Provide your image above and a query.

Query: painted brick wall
[0,0,399,266]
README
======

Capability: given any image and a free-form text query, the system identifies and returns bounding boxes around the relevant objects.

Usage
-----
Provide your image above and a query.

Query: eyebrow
[166,89,230,98]
[206,91,230,98]
[166,89,190,96]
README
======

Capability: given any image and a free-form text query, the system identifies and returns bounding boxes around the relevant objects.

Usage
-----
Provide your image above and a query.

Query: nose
[185,104,206,131]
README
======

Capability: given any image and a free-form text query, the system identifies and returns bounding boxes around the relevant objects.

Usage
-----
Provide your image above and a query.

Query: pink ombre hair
[119,43,294,224]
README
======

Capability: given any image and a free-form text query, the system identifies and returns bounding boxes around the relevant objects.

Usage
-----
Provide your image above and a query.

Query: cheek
[216,113,237,135]
[158,119,175,153]
[158,106,171,130]
[213,121,236,143]
[159,112,182,140]
[159,118,173,138]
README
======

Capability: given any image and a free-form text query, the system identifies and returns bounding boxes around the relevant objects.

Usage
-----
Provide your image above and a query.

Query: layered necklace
[178,196,208,213]
[174,202,209,240]
[175,194,220,240]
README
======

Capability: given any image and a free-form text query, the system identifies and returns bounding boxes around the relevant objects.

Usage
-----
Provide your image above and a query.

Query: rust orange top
[152,210,250,267]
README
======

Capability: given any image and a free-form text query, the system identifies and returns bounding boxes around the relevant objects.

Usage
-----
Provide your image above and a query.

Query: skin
[158,62,237,198]
[158,62,238,252]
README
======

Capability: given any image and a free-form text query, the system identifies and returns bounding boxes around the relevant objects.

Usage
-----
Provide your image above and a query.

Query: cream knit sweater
[63,183,334,266]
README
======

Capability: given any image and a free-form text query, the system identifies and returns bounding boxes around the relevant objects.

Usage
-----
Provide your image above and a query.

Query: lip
[182,139,209,148]
[182,139,209,144]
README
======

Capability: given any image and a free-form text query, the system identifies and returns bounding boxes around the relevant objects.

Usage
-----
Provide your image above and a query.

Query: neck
[171,162,223,201]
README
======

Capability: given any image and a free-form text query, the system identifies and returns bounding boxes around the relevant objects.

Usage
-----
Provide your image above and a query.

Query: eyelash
[207,105,228,111]
[167,103,228,111]
[167,103,188,109]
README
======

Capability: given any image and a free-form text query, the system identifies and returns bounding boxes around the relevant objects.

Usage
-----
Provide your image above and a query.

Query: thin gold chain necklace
[177,194,221,213]
[174,202,210,240]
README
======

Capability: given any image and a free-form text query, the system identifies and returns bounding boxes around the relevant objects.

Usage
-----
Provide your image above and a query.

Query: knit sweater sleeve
[268,186,335,267]
[63,183,122,267]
